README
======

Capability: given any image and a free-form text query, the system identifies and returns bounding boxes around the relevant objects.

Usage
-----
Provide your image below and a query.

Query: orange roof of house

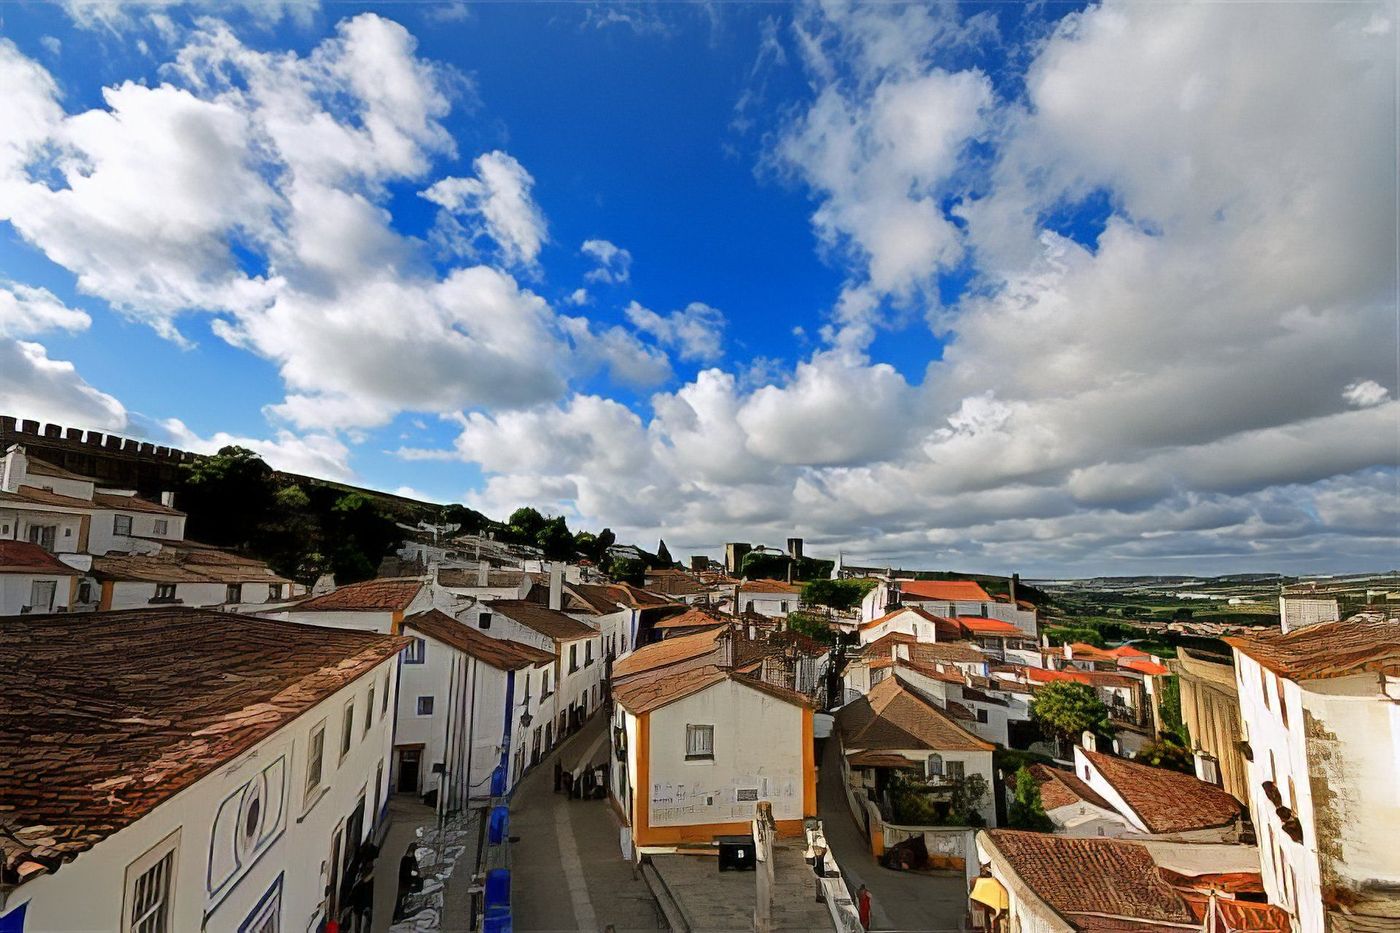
[1119,657,1170,676]
[981,831,1198,927]
[739,578,803,594]
[1022,763,1115,813]
[403,609,554,670]
[1224,615,1400,681]
[1108,644,1151,658]
[652,606,729,630]
[896,579,992,602]
[956,617,1023,636]
[292,577,424,612]
[611,625,728,679]
[1081,749,1243,834]
[0,540,77,575]
[1026,667,1092,685]
[1067,642,1117,661]
[836,675,993,753]
[859,604,955,632]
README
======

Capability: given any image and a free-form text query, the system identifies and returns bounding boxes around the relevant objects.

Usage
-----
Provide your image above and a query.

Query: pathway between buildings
[816,738,970,933]
[510,710,665,932]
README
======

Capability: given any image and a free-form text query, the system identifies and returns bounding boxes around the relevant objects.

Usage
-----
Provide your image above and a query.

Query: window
[124,832,179,933]
[585,640,594,666]
[153,583,177,603]
[366,686,376,734]
[621,634,627,652]
[976,708,989,724]
[77,581,92,604]
[541,668,552,697]
[780,601,790,613]
[478,611,492,630]
[226,583,243,604]
[114,514,133,536]
[29,580,56,613]
[381,673,391,717]
[926,753,944,777]
[417,696,435,716]
[1277,680,1288,727]
[947,760,966,780]
[1261,669,1270,709]
[403,638,426,664]
[153,519,168,536]
[305,724,326,798]
[340,700,355,761]
[685,724,714,760]
[27,524,56,551]
[569,644,579,673]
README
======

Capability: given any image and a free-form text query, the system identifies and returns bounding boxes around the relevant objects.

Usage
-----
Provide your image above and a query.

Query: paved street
[511,711,666,932]
[817,738,970,933]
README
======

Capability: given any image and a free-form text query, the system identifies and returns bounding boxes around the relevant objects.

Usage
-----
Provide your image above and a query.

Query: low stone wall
[881,824,979,886]
[806,822,863,933]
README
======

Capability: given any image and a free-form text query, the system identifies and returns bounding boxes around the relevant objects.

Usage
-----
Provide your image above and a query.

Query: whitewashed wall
[5,658,398,933]
[647,679,806,827]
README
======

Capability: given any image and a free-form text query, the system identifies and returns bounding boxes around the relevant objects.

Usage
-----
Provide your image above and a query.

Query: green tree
[1136,738,1195,774]
[949,773,989,827]
[179,446,277,548]
[656,538,673,567]
[607,556,646,586]
[1045,626,1106,648]
[785,611,835,643]
[506,507,546,546]
[740,551,790,581]
[802,578,876,611]
[326,493,399,584]
[1030,682,1113,753]
[1007,767,1055,832]
[535,515,574,560]
[1158,675,1189,745]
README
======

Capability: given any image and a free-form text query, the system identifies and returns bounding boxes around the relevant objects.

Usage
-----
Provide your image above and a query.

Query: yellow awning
[970,876,1009,912]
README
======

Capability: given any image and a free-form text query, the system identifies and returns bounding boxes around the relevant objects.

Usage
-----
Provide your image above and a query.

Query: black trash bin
[717,834,756,872]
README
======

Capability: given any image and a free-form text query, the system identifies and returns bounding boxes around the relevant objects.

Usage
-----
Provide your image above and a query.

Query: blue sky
[0,0,1394,575]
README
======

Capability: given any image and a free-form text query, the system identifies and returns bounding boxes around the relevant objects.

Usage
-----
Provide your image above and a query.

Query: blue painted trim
[0,902,27,933]
[237,873,284,933]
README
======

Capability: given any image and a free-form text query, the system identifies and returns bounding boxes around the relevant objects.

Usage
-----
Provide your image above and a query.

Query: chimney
[477,562,489,587]
[160,491,176,509]
[786,537,803,561]
[549,561,563,611]
[1009,573,1019,605]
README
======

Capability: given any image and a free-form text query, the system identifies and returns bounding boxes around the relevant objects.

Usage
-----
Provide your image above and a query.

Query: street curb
[640,857,690,933]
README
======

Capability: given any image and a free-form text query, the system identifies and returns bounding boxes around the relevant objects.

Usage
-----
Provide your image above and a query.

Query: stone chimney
[1009,572,1019,605]
[549,561,563,611]
[160,491,176,508]
[477,562,489,587]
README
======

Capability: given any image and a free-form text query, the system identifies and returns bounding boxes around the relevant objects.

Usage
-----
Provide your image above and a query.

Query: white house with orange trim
[608,626,816,852]
[859,578,1037,637]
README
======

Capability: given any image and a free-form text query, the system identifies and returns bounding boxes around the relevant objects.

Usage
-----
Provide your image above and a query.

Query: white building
[0,608,406,933]
[0,540,79,614]
[609,626,816,850]
[274,577,454,633]
[1277,595,1341,634]
[90,543,297,611]
[860,578,1038,637]
[395,609,556,806]
[1226,614,1400,932]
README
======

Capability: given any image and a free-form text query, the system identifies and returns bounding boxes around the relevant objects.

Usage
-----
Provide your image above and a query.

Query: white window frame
[153,519,169,536]
[416,696,435,716]
[122,828,180,933]
[685,724,714,760]
[340,699,355,762]
[113,514,133,536]
[305,721,326,801]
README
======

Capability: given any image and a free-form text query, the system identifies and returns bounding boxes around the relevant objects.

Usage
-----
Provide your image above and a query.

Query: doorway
[396,748,422,794]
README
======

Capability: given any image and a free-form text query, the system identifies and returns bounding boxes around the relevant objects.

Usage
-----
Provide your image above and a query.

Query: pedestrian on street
[857,883,872,931]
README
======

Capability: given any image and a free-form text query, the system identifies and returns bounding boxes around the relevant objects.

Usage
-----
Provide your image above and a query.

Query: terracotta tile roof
[0,609,408,881]
[292,577,425,612]
[1083,670,1140,689]
[847,751,921,768]
[91,491,183,516]
[859,604,954,632]
[24,457,96,482]
[612,625,728,679]
[0,541,76,575]
[1023,764,1115,813]
[642,569,709,597]
[739,578,802,594]
[836,676,993,753]
[983,830,1197,927]
[613,666,812,714]
[896,579,992,602]
[908,641,987,665]
[1118,657,1171,676]
[403,609,553,670]
[1067,642,1118,662]
[653,606,729,630]
[567,582,676,614]
[1109,645,1152,659]
[92,545,292,586]
[1081,749,1242,834]
[1027,667,1092,685]
[1182,894,1291,933]
[1225,615,1400,681]
[0,485,94,510]
[955,616,1023,636]
[491,600,597,642]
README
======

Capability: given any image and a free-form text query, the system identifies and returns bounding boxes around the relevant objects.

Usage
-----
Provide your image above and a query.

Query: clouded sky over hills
[0,0,1395,576]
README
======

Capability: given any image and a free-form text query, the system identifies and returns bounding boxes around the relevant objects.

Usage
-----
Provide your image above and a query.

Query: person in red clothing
[857,883,872,930]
